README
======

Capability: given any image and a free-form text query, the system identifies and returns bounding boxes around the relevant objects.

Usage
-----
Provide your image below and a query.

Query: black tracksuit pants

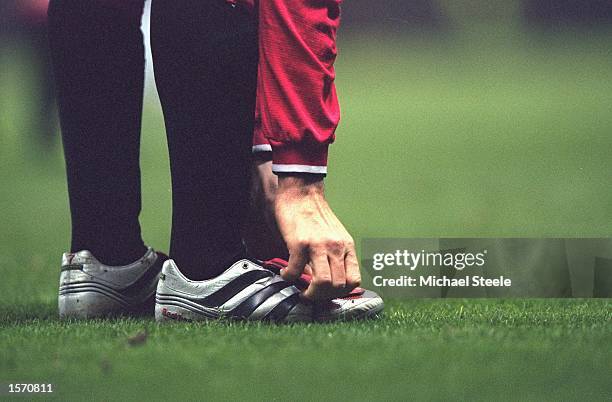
[47,0,259,279]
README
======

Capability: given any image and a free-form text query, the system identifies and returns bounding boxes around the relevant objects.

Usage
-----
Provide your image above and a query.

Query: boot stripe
[185,270,272,307]
[264,293,302,322]
[230,281,294,319]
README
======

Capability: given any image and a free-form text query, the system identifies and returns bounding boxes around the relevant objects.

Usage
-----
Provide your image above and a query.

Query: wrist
[277,174,325,198]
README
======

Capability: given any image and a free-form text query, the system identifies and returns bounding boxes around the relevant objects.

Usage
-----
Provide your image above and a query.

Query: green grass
[1,300,611,401]
[1,28,612,401]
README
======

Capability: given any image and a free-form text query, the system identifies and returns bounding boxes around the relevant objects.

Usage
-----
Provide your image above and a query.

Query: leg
[150,0,258,279]
[48,0,147,264]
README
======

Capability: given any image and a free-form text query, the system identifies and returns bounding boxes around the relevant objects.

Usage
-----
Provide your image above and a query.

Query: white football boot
[155,258,383,323]
[155,259,313,323]
[58,247,166,319]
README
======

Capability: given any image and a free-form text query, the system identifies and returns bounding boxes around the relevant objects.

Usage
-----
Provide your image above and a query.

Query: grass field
[1,300,611,401]
[1,27,612,400]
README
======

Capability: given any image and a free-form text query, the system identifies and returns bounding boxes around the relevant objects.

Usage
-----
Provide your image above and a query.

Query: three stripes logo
[157,269,306,322]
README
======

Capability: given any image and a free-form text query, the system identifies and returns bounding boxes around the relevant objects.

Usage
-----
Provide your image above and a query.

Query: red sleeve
[252,100,272,153]
[256,0,342,174]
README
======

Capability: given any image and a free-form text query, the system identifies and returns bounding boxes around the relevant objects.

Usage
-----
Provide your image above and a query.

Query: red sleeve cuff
[270,141,329,174]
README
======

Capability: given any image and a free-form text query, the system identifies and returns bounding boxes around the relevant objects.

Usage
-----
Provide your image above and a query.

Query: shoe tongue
[259,258,286,274]
[262,258,289,271]
[260,258,310,290]
[344,287,365,297]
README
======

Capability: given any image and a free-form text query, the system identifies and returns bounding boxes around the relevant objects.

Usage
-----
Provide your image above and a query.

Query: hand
[275,175,361,301]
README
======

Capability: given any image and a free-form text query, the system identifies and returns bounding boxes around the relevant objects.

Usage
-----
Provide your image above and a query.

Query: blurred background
[1,0,611,303]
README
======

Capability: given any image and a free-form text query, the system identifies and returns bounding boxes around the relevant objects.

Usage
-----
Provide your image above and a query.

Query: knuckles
[294,237,352,252]
[346,237,356,249]
[324,239,344,254]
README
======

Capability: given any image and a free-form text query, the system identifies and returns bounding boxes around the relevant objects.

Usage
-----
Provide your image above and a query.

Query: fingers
[281,246,308,282]
[344,244,361,289]
[301,237,359,302]
[328,249,346,290]
[302,252,333,301]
